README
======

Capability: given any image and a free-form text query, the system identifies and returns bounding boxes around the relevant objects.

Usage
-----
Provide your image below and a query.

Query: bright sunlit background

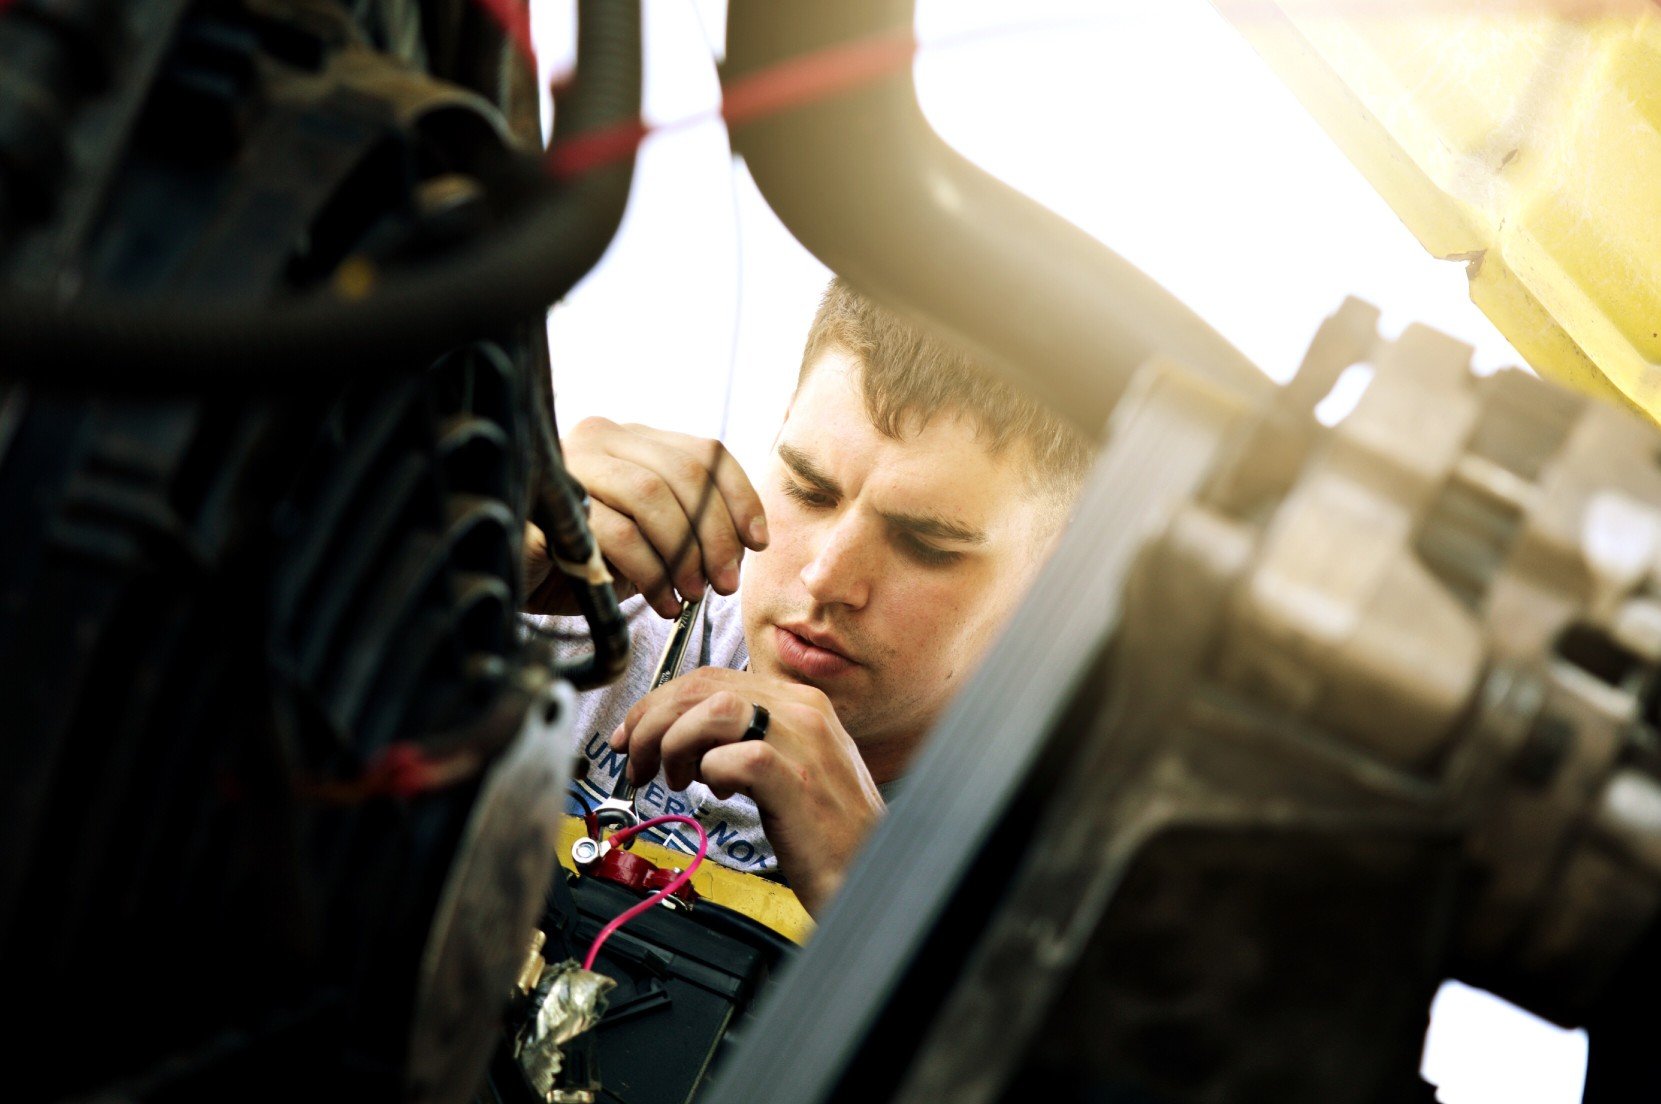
[530,2,1587,1100]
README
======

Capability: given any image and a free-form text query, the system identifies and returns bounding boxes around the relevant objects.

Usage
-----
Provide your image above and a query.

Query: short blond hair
[799,278,1093,496]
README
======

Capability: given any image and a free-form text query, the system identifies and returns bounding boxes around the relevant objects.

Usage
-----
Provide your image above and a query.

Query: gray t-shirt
[527,592,778,873]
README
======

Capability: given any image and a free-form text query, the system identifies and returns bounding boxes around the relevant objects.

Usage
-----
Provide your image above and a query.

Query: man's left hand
[609,667,885,917]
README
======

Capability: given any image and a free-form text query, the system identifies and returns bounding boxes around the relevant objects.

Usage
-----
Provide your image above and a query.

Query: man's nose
[800,516,872,610]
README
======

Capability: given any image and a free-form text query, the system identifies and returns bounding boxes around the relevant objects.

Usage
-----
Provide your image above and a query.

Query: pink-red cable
[468,0,536,68]
[582,814,709,971]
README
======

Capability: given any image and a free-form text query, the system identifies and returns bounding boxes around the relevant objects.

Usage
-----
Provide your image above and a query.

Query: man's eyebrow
[779,442,986,545]
[778,442,841,497]
[880,509,987,546]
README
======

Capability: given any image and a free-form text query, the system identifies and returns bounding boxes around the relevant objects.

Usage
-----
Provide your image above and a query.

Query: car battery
[483,863,795,1104]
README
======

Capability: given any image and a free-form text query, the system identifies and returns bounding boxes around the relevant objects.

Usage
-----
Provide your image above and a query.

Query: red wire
[719,28,916,130]
[468,0,536,68]
[295,742,481,804]
[509,3,1661,184]
[582,814,709,971]
[544,27,919,182]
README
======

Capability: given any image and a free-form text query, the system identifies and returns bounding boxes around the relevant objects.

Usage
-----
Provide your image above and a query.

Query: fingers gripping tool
[590,597,706,836]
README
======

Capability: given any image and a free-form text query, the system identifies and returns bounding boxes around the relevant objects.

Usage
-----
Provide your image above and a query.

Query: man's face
[739,348,1061,781]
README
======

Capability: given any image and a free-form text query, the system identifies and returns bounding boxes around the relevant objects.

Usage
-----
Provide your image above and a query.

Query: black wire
[542,0,742,647]
[519,0,642,690]
[686,0,748,447]
[568,785,602,840]
[531,431,632,689]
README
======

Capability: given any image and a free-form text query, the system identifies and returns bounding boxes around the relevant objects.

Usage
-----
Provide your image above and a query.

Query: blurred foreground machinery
[0,1,636,1100]
[710,302,1661,1103]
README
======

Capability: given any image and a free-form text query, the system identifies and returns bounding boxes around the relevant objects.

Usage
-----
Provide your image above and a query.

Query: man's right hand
[523,418,769,619]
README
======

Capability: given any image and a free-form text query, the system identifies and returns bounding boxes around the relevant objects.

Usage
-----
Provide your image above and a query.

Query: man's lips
[773,624,859,679]
[781,622,856,660]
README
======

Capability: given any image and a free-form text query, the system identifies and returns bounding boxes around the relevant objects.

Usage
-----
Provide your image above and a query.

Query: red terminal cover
[595,847,699,906]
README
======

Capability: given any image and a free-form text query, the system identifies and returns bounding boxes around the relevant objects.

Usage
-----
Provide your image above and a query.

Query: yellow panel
[555,816,816,945]
[1221,0,1661,419]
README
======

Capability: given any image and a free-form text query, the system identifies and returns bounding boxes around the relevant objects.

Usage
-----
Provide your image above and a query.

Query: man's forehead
[789,350,991,456]
[793,346,1037,472]
[778,368,1036,535]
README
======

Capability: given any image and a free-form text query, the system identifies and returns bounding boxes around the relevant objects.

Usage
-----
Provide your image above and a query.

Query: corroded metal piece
[516,959,618,1100]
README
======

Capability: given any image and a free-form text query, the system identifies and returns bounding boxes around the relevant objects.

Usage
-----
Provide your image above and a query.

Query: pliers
[588,596,706,836]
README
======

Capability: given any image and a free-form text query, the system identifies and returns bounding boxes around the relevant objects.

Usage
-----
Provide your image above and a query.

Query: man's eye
[784,481,834,509]
[900,533,962,567]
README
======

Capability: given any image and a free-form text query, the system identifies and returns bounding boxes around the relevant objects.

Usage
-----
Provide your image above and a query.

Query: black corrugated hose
[524,0,634,690]
[523,0,639,690]
[0,0,642,387]
[0,0,640,683]
[724,0,1265,440]
[532,386,632,690]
